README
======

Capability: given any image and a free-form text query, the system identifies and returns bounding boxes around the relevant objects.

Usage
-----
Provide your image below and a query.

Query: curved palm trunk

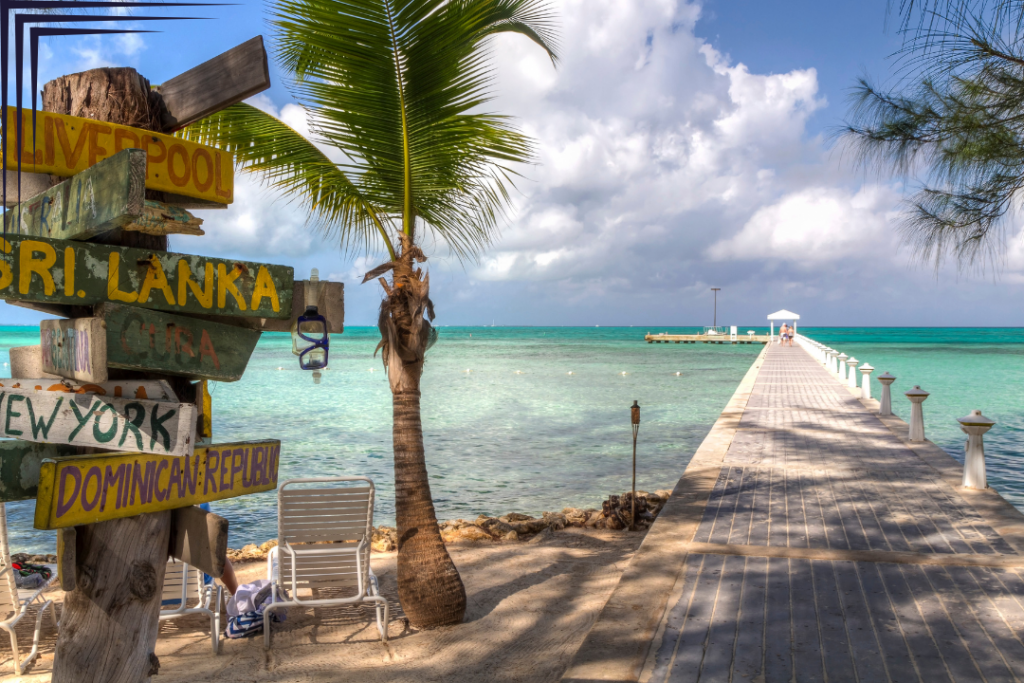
[378,238,466,628]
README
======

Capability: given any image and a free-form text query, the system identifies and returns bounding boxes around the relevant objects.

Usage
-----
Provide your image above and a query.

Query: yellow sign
[34,440,280,529]
[3,107,233,204]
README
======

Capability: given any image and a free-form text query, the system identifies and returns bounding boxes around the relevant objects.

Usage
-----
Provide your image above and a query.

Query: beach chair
[263,477,389,648]
[160,559,222,654]
[0,566,58,674]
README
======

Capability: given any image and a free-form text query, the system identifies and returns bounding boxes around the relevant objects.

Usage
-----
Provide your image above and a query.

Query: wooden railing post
[905,386,930,442]
[877,372,896,416]
[958,410,995,489]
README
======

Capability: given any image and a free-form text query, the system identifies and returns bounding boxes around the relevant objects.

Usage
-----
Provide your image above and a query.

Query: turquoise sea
[2,326,1022,554]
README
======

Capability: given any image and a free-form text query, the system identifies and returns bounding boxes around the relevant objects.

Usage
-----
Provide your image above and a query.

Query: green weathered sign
[4,149,145,241]
[0,440,78,502]
[0,234,293,319]
[98,303,261,382]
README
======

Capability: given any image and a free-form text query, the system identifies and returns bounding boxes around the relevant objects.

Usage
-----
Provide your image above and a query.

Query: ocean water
[0,325,759,552]
[799,328,1024,512]
[4,325,1022,555]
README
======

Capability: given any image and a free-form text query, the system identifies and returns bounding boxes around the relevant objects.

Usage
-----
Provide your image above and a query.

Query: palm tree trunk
[379,240,466,628]
[392,358,466,627]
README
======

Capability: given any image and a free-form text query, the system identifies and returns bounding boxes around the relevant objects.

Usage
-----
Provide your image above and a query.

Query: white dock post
[859,363,874,401]
[826,349,836,373]
[905,386,930,442]
[846,358,859,388]
[837,353,848,381]
[958,410,995,489]
[877,372,896,416]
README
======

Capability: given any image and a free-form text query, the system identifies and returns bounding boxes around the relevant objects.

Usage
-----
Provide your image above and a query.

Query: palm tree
[182,0,557,627]
[841,0,1024,271]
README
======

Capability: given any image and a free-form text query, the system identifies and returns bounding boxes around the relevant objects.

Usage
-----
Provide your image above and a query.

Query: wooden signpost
[33,440,280,529]
[0,387,196,456]
[1,106,235,204]
[0,378,175,400]
[40,317,108,383]
[0,440,77,502]
[98,302,261,381]
[0,234,293,318]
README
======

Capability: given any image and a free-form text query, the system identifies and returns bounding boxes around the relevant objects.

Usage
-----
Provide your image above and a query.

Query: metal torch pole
[631,401,640,531]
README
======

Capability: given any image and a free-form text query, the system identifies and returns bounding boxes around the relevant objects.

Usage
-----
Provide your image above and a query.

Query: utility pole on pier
[711,288,721,328]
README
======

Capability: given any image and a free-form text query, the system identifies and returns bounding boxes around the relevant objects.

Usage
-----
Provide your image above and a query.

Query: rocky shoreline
[227,488,673,562]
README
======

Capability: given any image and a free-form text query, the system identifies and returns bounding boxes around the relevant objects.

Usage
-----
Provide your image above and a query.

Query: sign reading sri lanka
[33,440,281,529]
[0,234,293,319]
[3,107,234,204]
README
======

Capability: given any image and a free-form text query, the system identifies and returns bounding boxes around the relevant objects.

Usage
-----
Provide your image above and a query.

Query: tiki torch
[631,400,640,530]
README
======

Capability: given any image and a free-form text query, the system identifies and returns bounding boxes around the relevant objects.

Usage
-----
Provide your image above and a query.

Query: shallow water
[0,325,757,552]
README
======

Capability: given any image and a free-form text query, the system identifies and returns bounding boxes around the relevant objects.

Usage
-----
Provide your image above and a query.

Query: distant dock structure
[645,331,768,345]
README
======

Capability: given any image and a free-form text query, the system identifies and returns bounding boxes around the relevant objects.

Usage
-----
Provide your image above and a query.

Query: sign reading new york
[2,107,233,204]
[0,234,293,319]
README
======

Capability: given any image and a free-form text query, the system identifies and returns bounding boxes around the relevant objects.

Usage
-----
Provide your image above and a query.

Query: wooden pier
[563,342,1024,683]
[645,333,769,345]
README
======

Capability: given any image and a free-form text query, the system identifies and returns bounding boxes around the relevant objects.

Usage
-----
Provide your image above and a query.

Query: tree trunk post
[44,67,174,683]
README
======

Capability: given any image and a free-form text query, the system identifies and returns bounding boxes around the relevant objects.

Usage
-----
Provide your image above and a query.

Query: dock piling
[859,363,874,400]
[846,357,859,388]
[958,410,995,489]
[877,372,896,416]
[905,385,930,441]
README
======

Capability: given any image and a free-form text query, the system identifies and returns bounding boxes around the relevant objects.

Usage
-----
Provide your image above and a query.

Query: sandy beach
[0,527,645,682]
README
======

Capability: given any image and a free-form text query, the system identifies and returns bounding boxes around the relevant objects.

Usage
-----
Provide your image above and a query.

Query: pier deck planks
[562,343,1024,683]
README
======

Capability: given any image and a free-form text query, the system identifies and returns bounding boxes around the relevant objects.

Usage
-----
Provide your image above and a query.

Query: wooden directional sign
[5,149,145,241]
[34,439,281,529]
[0,234,293,319]
[131,201,203,237]
[40,318,108,383]
[0,387,196,456]
[0,378,176,401]
[156,36,271,132]
[2,106,234,204]
[98,303,261,382]
[0,440,77,502]
[169,505,229,578]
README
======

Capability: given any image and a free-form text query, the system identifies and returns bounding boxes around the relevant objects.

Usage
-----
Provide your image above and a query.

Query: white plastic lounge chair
[160,559,222,654]
[264,477,389,648]
[0,566,58,674]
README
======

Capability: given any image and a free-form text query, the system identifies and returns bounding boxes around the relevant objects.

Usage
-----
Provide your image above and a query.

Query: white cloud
[706,185,901,263]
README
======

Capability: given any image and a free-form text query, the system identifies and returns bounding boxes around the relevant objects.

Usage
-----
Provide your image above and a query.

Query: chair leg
[212,587,222,655]
[263,604,274,649]
[3,625,20,675]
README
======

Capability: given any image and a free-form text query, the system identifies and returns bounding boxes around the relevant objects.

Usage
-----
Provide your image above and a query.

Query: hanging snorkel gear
[291,269,330,383]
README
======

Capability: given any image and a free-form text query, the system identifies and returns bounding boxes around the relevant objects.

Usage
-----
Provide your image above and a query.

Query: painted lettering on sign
[39,317,107,383]
[99,303,260,382]
[0,234,292,319]
[0,379,175,400]
[2,107,233,204]
[33,440,281,529]
[0,387,195,456]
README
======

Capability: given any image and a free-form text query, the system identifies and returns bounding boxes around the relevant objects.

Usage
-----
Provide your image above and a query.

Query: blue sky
[5,0,1022,328]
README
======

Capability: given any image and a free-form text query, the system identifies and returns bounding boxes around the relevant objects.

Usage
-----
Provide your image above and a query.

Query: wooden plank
[789,558,825,683]
[812,561,856,683]
[0,171,49,207]
[98,303,261,382]
[40,317,108,383]
[57,527,76,591]
[155,36,270,132]
[697,554,745,679]
[764,557,794,682]
[8,345,59,379]
[4,149,145,241]
[33,439,281,529]
[0,378,175,401]
[0,387,196,456]
[125,201,203,237]
[732,556,767,681]
[0,234,294,319]
[1,106,234,204]
[197,380,212,443]
[0,440,77,502]
[168,505,228,578]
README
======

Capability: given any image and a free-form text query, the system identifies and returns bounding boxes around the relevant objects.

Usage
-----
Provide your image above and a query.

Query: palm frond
[179,102,397,258]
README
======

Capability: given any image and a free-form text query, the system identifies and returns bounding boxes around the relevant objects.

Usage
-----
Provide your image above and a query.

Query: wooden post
[44,67,174,683]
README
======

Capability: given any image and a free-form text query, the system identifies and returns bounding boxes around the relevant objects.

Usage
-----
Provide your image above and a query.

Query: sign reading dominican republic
[0,234,293,319]
[34,440,281,529]
[0,387,196,456]
[2,107,234,204]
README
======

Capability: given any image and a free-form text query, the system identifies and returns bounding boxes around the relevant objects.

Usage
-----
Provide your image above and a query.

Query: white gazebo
[767,309,800,340]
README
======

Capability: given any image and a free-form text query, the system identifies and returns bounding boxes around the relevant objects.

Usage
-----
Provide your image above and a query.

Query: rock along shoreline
[226,488,673,562]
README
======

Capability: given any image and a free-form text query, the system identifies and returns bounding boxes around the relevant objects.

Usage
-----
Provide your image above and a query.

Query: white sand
[0,528,644,682]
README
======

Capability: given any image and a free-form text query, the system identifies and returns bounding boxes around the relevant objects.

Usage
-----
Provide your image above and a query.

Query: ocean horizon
[2,325,1023,553]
